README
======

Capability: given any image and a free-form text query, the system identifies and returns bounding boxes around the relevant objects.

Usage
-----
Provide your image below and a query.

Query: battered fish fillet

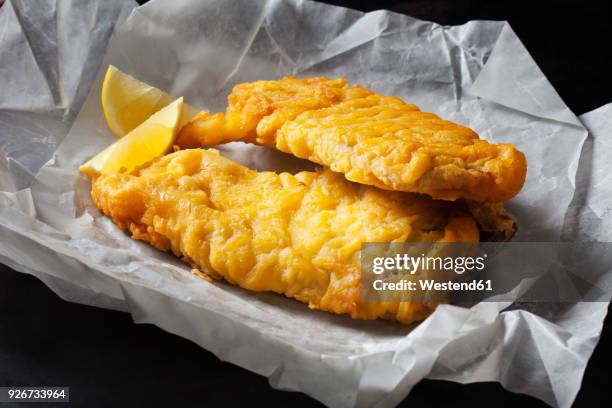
[177,76,527,202]
[91,149,514,324]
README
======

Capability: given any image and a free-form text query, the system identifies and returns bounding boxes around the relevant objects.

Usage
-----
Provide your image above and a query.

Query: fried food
[177,76,527,202]
[465,201,517,242]
[91,148,514,324]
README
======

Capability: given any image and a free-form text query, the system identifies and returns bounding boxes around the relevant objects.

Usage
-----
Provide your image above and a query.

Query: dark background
[1,0,611,407]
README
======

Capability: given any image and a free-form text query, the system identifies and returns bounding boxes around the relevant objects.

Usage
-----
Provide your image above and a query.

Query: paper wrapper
[1,0,610,406]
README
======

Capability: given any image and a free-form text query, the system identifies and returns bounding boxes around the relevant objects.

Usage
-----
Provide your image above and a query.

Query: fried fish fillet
[91,148,514,324]
[177,76,527,202]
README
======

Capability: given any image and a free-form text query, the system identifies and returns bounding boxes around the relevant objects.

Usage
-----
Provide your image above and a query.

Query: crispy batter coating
[91,149,500,324]
[177,76,527,202]
[466,201,517,242]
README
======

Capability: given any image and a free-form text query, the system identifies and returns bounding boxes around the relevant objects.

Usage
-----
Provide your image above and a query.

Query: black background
[1,1,611,407]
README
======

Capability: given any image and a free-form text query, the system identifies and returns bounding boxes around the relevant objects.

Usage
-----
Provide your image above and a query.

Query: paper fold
[468,24,583,128]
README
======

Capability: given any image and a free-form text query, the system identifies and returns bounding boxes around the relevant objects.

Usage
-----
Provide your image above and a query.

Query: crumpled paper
[0,0,610,407]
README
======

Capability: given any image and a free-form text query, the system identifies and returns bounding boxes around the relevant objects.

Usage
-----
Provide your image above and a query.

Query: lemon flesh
[80,97,184,177]
[101,65,197,137]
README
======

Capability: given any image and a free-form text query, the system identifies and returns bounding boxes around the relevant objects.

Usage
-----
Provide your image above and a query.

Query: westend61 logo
[370,252,491,293]
[360,243,495,301]
[361,242,612,303]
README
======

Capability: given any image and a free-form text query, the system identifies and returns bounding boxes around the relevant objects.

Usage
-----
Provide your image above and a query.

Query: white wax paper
[0,0,610,407]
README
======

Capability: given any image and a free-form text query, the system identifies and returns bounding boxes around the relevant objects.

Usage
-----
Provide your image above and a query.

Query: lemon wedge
[101,65,197,137]
[80,97,184,177]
